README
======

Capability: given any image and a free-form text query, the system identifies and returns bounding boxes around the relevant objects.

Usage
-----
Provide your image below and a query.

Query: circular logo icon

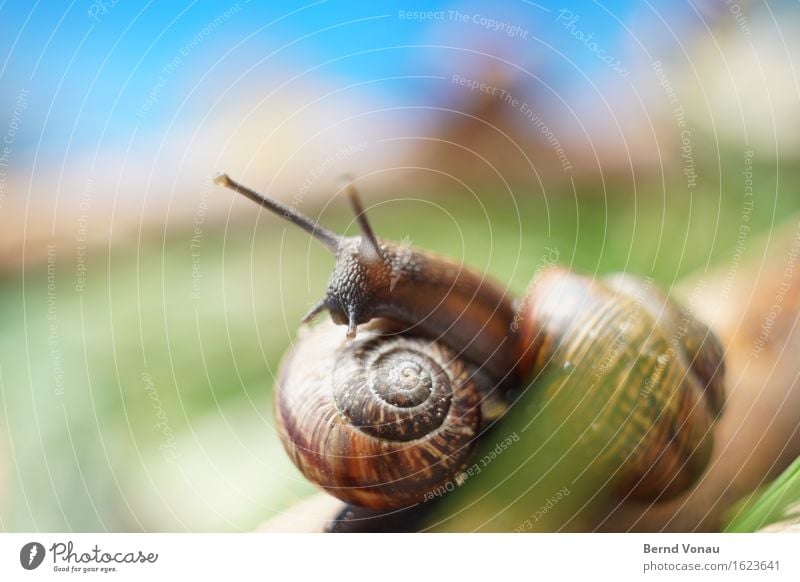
[20,542,45,570]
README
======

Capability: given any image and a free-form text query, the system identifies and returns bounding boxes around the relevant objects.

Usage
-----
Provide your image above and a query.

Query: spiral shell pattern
[275,319,482,508]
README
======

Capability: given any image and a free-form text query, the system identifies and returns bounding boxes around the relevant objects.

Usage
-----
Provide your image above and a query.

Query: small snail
[215,173,725,510]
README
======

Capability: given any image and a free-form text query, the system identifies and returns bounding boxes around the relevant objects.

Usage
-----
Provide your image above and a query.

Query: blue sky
[1,0,642,155]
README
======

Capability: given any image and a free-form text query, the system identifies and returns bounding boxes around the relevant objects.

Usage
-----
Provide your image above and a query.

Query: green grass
[725,455,800,532]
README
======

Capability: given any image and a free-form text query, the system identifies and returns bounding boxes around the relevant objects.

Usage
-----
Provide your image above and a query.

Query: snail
[215,173,725,510]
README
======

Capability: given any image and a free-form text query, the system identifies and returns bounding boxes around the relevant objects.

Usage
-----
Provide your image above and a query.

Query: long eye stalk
[341,175,383,261]
[214,172,342,253]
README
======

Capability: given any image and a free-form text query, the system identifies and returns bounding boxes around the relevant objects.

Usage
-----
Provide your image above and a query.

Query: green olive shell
[515,267,724,500]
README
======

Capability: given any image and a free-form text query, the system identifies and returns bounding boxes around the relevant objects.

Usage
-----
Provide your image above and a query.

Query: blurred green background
[4,156,799,531]
[2,0,800,531]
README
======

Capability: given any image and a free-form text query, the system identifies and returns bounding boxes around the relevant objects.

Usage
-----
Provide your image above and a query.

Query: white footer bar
[1,533,797,581]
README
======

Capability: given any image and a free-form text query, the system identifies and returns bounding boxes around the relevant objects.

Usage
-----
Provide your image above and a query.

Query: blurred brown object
[602,216,800,531]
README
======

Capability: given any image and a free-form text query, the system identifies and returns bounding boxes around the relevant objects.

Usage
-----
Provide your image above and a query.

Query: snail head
[214,172,393,338]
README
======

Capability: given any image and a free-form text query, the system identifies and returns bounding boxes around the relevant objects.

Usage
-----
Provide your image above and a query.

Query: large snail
[215,173,725,512]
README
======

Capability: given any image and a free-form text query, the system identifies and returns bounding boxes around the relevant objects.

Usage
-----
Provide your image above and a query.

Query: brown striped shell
[515,267,724,500]
[275,319,484,508]
[215,175,725,512]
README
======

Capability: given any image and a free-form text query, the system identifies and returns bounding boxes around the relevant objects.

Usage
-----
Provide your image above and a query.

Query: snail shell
[275,319,485,508]
[516,267,724,500]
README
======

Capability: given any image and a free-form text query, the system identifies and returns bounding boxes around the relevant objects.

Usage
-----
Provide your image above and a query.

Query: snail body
[314,236,519,385]
[215,174,725,510]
